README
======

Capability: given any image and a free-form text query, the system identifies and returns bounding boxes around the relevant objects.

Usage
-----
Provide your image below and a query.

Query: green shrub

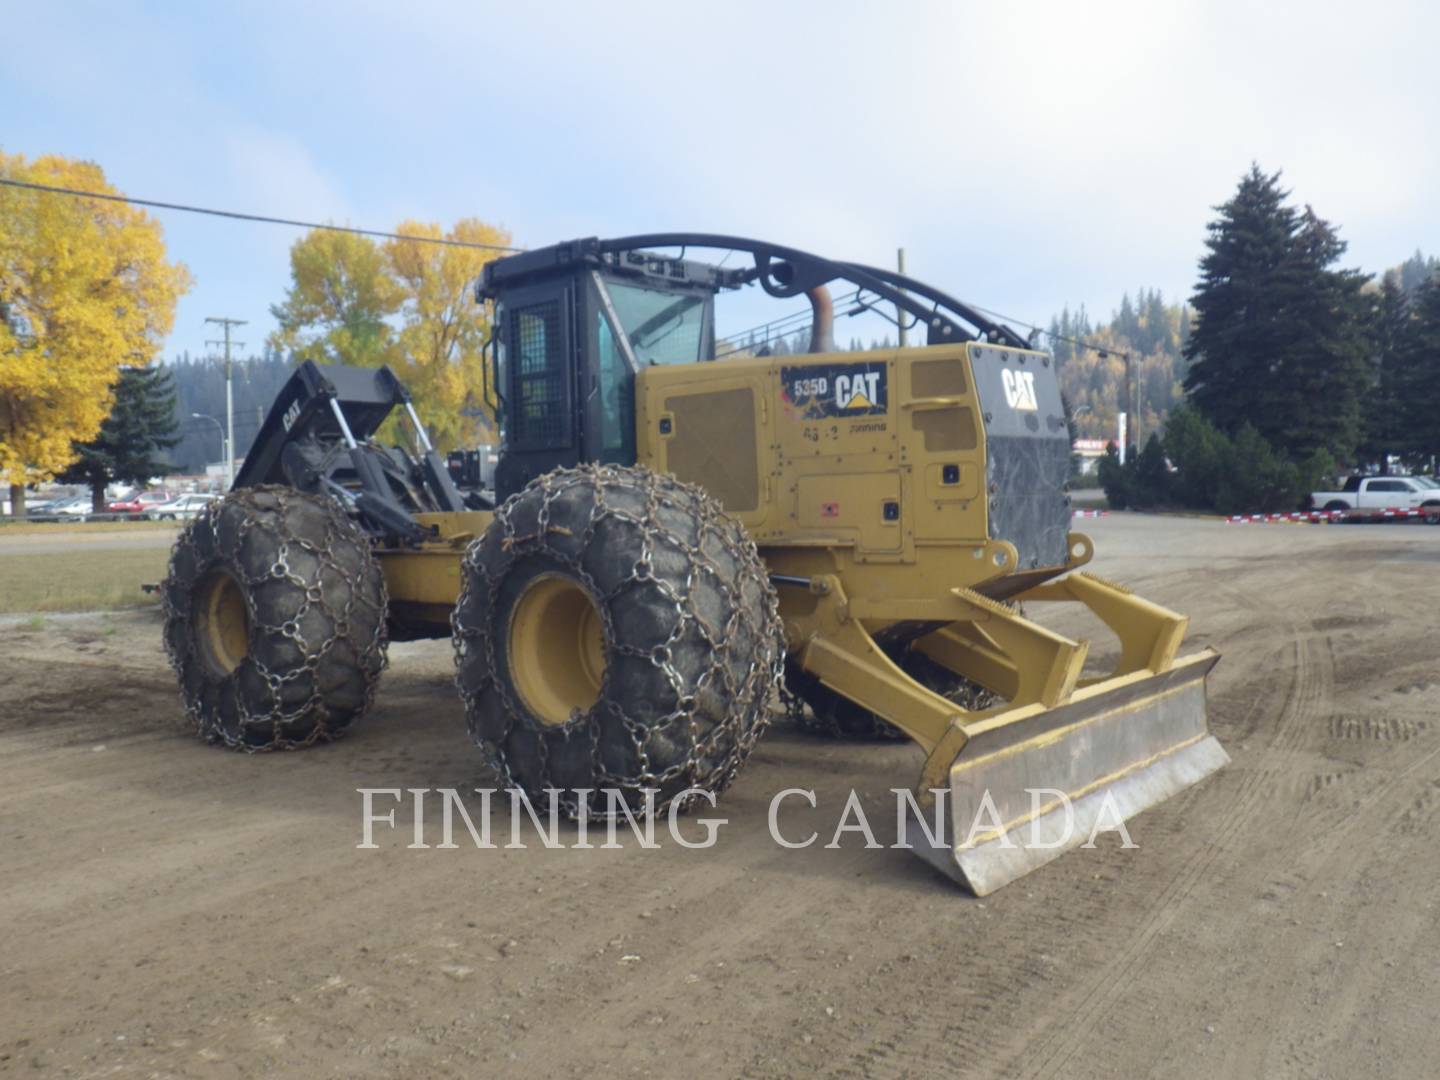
[1162,407,1226,508]
[1161,406,1314,513]
[1097,443,1130,509]
[1130,434,1171,508]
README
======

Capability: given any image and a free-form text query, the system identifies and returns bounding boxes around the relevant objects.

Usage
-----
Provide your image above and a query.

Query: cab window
[595,313,635,461]
[606,281,707,366]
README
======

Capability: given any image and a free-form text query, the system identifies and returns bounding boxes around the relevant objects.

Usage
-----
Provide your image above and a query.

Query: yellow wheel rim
[507,574,607,726]
[195,570,250,676]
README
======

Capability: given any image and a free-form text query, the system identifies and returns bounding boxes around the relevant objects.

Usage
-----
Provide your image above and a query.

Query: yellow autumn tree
[267,229,403,370]
[384,218,510,452]
[269,219,510,454]
[0,152,191,511]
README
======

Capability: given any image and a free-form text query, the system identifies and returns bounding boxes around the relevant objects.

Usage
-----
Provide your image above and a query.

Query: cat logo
[1002,368,1039,411]
[281,399,303,432]
[835,371,882,411]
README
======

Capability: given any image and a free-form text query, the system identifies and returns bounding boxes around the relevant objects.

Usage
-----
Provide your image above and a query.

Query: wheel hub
[507,574,606,726]
[195,570,250,676]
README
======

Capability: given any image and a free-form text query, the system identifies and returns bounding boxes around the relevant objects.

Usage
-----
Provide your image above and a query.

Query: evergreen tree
[1131,432,1171,506]
[1397,274,1440,469]
[60,365,180,510]
[1183,165,1370,463]
[1359,275,1411,469]
[1184,166,1296,432]
[1271,208,1371,460]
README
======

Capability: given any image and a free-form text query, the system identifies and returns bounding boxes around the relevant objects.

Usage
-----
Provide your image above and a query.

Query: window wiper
[631,297,699,348]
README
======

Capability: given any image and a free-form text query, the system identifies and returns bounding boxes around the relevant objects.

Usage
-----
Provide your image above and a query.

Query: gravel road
[2,514,1438,1077]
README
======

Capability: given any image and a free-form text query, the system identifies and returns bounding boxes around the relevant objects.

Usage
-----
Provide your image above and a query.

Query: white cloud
[4,0,1436,350]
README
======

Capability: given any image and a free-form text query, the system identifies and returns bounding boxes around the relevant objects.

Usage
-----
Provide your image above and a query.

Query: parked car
[28,495,93,520]
[1309,475,1440,512]
[146,493,217,520]
[106,490,175,514]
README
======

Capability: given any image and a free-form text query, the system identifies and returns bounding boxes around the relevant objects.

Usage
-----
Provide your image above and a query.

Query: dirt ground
[3,514,1439,1078]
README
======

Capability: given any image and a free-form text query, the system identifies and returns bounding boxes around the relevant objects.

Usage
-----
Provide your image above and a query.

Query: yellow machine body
[377,340,1227,894]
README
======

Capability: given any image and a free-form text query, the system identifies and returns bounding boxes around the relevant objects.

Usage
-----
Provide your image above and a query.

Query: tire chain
[162,485,389,750]
[452,464,785,818]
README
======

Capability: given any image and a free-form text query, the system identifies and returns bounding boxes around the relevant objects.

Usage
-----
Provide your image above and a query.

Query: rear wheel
[1323,500,1349,512]
[162,486,388,749]
[453,465,784,815]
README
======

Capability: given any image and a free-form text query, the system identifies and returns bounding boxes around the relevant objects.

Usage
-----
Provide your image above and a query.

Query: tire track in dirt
[802,578,1315,1080]
[1010,558,1433,1080]
[1217,726,1440,1076]
[1004,585,1332,1080]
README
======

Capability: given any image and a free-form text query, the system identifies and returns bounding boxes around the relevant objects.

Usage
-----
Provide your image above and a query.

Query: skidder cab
[162,233,1227,894]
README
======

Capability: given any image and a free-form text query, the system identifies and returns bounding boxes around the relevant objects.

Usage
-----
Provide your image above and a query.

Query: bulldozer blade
[906,650,1226,896]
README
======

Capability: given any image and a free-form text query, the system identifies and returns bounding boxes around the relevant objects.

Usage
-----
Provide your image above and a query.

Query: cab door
[581,274,637,466]
[494,280,581,500]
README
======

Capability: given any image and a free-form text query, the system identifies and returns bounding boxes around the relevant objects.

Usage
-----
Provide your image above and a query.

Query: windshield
[606,280,707,365]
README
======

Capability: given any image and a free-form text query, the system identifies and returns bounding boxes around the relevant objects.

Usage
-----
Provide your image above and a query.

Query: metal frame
[479,233,1031,349]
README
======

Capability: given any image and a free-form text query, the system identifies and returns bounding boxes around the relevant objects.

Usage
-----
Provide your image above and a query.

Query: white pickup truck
[1309,475,1440,512]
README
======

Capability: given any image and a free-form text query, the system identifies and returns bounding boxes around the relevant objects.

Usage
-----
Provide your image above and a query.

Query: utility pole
[896,248,908,349]
[1125,352,1137,453]
[205,317,246,489]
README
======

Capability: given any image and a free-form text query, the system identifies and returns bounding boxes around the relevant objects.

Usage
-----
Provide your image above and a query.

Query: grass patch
[0,546,169,613]
[0,518,180,536]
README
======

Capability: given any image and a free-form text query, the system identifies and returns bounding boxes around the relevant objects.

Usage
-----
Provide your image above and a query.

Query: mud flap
[905,650,1226,896]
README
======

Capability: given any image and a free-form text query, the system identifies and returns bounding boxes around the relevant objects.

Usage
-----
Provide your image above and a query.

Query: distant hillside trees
[164,352,296,473]
[1048,292,1189,445]
[1392,250,1440,295]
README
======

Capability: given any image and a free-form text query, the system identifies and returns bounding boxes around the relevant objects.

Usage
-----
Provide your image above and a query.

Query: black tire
[1323,501,1349,512]
[162,485,388,750]
[452,465,784,815]
[786,648,999,739]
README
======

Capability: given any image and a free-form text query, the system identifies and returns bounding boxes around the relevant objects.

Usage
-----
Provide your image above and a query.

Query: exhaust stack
[807,285,835,353]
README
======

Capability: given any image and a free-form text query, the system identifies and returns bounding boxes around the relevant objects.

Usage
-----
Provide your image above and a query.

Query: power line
[716,287,863,356]
[960,298,1136,361]
[3,173,1134,362]
[0,177,525,253]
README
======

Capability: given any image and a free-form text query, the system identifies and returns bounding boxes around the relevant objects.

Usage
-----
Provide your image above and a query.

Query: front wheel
[162,486,388,749]
[452,465,784,815]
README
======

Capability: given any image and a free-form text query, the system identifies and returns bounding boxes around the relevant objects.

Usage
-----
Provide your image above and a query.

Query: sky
[3,0,1437,358]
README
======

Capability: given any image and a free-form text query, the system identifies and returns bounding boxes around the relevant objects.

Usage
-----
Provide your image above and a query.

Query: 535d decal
[781,362,888,420]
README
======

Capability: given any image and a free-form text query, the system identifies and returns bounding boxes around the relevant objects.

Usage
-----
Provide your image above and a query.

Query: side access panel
[638,345,995,562]
[967,345,1072,571]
